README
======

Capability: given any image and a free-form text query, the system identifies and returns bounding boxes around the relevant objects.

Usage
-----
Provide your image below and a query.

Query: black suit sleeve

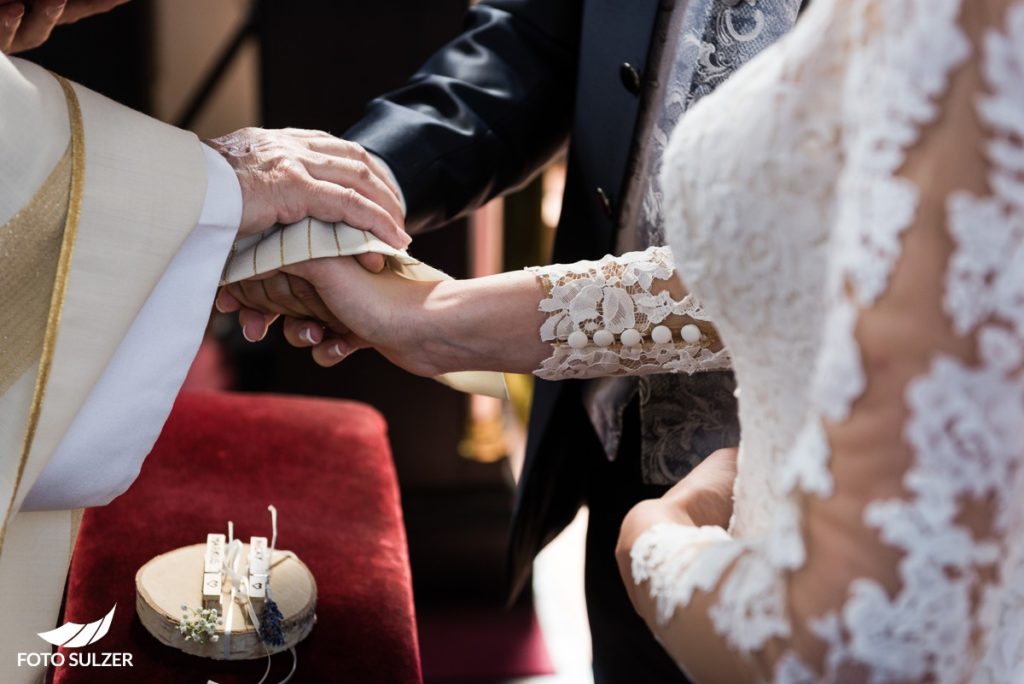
[345,0,583,233]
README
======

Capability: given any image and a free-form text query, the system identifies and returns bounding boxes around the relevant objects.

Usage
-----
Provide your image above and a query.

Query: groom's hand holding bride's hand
[216,253,550,374]
[217,255,449,375]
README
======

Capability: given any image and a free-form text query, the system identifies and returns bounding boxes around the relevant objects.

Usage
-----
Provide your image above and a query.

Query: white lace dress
[622,0,1024,681]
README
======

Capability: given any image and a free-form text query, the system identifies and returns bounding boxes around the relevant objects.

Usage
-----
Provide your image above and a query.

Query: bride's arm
[219,244,730,379]
[617,2,1024,681]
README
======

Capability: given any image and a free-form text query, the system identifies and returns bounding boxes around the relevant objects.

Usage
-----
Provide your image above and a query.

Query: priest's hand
[0,0,130,54]
[206,127,410,249]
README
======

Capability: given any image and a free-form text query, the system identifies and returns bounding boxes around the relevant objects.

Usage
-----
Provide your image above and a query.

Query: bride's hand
[616,447,739,598]
[666,446,738,529]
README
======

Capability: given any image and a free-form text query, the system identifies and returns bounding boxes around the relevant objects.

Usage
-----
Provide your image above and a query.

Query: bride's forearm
[414,271,552,374]
[402,246,730,380]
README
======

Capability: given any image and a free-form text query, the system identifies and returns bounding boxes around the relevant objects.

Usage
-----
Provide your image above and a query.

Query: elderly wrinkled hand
[207,127,409,244]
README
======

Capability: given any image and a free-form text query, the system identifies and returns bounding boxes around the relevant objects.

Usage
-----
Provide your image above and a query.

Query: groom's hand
[207,127,409,245]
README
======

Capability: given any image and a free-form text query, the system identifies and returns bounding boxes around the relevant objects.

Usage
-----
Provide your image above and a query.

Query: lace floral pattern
[631,523,742,625]
[832,2,970,305]
[632,0,1024,681]
[528,246,731,380]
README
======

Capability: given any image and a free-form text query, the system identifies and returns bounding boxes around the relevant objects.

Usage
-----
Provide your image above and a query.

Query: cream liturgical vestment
[0,56,212,682]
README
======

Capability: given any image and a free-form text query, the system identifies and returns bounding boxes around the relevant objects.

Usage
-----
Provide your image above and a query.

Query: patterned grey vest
[584,0,803,484]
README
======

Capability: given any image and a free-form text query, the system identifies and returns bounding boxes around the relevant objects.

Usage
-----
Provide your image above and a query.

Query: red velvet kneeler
[53,391,421,684]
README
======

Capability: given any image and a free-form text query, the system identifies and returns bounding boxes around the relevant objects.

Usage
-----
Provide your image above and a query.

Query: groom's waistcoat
[347,0,799,597]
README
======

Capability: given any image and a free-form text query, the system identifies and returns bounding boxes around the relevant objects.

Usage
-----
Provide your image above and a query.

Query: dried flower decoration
[179,605,223,644]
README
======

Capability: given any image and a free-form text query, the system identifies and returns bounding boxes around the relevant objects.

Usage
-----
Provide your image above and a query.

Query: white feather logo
[37,604,116,647]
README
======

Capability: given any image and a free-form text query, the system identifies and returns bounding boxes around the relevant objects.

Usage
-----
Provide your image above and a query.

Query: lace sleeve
[628,2,1024,682]
[526,245,730,380]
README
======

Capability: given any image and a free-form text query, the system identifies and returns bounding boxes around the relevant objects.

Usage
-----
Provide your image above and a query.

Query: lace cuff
[631,523,743,626]
[527,246,730,380]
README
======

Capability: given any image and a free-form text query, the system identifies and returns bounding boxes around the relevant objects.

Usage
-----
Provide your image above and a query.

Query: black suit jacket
[346,0,664,597]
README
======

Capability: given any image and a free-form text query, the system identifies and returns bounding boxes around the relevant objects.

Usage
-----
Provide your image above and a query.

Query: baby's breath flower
[179,605,221,644]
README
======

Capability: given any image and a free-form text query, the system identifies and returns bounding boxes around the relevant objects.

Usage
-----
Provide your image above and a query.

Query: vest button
[620,62,642,95]
[595,187,614,218]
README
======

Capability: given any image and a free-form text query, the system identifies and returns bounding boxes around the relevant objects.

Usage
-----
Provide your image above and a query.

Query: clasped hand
[615,447,739,611]
[216,256,450,377]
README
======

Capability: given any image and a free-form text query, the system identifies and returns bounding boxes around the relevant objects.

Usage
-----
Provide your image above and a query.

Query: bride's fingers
[283,316,323,348]
[310,333,369,367]
[238,307,277,343]
[282,316,351,348]
[215,287,241,314]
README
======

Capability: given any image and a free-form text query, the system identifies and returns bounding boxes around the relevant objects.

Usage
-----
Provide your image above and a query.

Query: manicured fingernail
[243,321,264,342]
[299,327,316,345]
[330,343,346,358]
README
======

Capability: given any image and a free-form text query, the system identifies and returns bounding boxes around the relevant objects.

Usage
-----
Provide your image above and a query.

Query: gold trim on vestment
[0,147,71,394]
[0,75,85,555]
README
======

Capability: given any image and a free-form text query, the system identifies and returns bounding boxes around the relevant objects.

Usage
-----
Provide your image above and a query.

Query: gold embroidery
[0,75,86,554]
[251,233,260,278]
[306,218,313,259]
[0,147,71,394]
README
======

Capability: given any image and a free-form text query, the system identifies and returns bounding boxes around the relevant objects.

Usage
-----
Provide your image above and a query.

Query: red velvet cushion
[54,391,421,684]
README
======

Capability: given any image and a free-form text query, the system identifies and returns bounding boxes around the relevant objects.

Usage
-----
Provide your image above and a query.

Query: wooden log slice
[136,543,316,660]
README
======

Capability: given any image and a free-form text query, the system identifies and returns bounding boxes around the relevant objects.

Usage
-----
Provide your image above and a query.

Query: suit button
[596,187,614,217]
[620,62,642,95]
